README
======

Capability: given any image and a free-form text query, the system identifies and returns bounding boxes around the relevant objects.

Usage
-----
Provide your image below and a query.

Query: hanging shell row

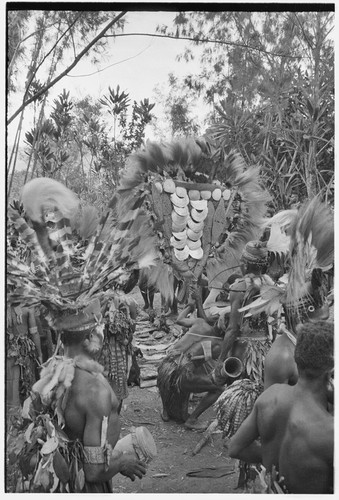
[154,180,232,262]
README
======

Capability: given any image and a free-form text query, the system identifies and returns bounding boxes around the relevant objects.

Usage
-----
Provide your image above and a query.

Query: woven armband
[84,446,105,464]
[84,443,113,471]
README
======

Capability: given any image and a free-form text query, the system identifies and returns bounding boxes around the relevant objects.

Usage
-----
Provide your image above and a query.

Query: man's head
[240,241,268,275]
[61,323,105,355]
[56,298,104,356]
[294,321,334,380]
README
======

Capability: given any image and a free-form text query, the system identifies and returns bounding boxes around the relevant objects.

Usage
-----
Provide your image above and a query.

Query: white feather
[266,222,291,255]
[21,178,79,223]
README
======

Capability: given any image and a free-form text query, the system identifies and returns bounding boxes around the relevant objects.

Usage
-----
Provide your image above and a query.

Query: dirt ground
[113,387,239,494]
[112,289,240,494]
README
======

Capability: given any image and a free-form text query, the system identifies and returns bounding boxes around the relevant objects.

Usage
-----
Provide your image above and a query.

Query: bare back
[64,367,121,449]
[256,384,333,493]
[278,396,333,493]
[170,318,220,353]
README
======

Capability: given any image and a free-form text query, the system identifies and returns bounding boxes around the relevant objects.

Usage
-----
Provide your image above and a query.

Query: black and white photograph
[5,1,334,494]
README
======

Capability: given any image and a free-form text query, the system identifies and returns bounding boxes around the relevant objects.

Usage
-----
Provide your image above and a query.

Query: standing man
[215,241,273,385]
[11,299,147,493]
[228,321,334,494]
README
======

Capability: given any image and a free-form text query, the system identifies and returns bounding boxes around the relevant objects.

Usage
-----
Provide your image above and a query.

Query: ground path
[113,288,239,494]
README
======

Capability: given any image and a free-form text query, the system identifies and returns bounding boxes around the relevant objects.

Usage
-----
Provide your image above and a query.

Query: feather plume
[261,209,297,233]
[21,177,79,223]
[286,196,334,304]
[78,206,99,240]
[266,222,291,256]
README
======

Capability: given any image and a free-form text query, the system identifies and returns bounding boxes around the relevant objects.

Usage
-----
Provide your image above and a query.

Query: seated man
[157,302,227,431]
[228,321,334,494]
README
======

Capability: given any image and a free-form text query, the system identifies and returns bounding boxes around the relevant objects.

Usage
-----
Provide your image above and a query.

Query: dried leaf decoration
[53,450,70,484]
[75,467,85,492]
[41,436,59,455]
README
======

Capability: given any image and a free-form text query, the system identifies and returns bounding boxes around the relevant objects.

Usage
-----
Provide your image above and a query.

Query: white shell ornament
[187,218,204,232]
[212,188,222,201]
[187,238,202,250]
[173,205,189,217]
[172,211,188,226]
[175,186,188,198]
[170,236,187,249]
[188,190,200,200]
[163,178,176,193]
[200,190,212,200]
[187,228,203,241]
[171,193,189,207]
[189,247,204,259]
[190,199,207,211]
[223,189,231,201]
[191,208,208,222]
[172,229,187,240]
[174,246,190,261]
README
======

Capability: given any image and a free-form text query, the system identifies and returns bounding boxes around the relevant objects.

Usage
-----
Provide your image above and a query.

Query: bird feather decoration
[7,177,159,317]
[261,209,297,256]
[286,195,334,305]
[237,196,334,317]
[206,155,272,287]
[115,140,272,298]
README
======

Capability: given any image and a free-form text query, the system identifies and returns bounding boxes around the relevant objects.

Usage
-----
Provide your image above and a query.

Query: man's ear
[83,338,90,350]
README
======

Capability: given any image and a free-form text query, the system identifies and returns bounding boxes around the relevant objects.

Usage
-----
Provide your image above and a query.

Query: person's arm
[228,402,262,464]
[176,303,196,328]
[28,308,43,364]
[82,384,146,483]
[218,287,244,361]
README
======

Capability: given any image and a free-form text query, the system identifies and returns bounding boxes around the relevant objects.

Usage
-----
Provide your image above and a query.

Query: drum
[115,426,157,464]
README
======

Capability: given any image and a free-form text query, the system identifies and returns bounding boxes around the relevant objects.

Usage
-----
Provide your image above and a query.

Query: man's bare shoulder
[71,368,112,410]
[265,338,294,364]
[257,383,293,406]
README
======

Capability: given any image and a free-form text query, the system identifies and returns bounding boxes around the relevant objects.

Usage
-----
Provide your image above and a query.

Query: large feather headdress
[116,138,271,300]
[238,196,334,325]
[7,177,158,329]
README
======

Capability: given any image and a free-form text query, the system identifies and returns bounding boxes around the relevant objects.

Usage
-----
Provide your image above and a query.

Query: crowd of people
[6,173,334,494]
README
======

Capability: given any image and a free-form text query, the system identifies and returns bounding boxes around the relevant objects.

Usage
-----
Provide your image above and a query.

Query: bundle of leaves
[7,391,86,493]
[6,353,97,494]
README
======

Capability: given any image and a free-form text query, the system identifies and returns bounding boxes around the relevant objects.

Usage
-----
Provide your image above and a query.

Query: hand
[120,452,147,481]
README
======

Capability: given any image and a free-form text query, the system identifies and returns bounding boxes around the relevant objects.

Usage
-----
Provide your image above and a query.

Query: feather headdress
[7,177,159,329]
[238,196,334,326]
[116,139,271,299]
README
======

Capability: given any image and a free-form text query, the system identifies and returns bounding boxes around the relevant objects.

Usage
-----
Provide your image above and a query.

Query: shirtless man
[228,321,334,494]
[157,302,226,431]
[216,241,272,383]
[53,299,146,492]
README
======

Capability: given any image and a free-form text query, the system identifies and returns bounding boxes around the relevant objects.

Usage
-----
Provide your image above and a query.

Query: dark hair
[61,328,92,346]
[294,321,334,377]
[227,274,242,286]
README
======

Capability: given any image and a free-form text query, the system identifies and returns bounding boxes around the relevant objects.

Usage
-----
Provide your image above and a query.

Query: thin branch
[293,13,315,51]
[106,32,306,60]
[8,11,127,125]
[27,14,83,90]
